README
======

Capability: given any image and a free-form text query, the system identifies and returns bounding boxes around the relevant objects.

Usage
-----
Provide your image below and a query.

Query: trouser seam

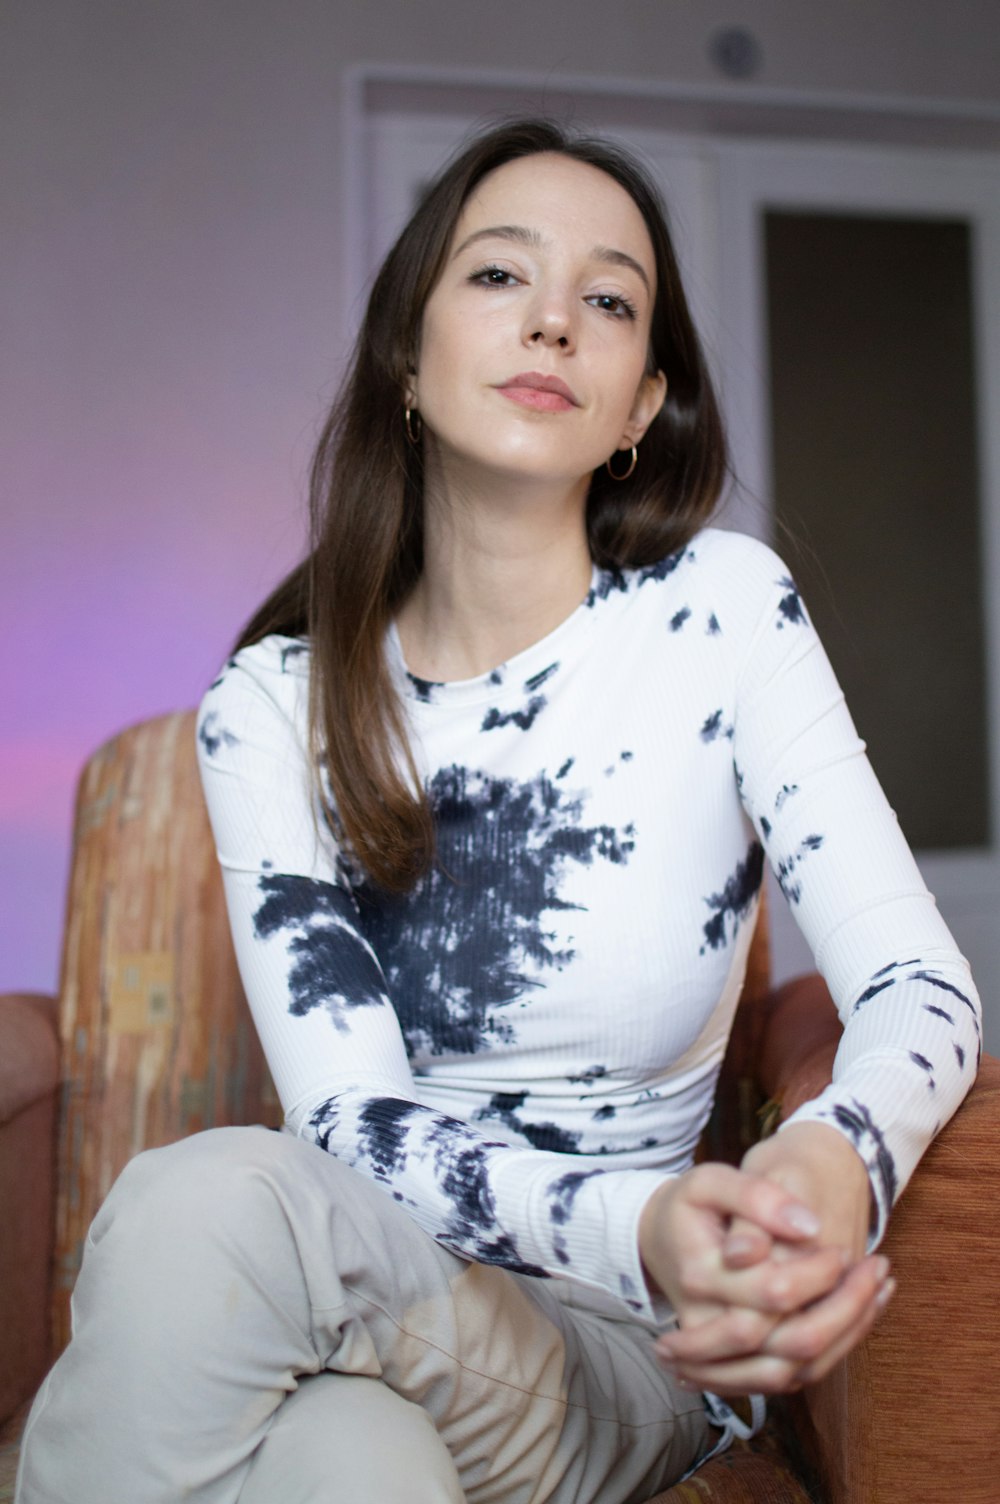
[334,1284,708,1431]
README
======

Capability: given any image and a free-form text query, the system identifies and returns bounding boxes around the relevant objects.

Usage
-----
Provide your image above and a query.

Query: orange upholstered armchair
[1,712,998,1502]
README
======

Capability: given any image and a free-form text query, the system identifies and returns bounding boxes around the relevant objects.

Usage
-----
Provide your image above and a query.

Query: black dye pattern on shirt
[280,641,308,673]
[356,1097,422,1180]
[827,1099,897,1214]
[481,696,547,733]
[854,958,930,1014]
[776,833,825,906]
[700,709,734,743]
[586,545,691,606]
[637,550,693,587]
[700,840,765,953]
[775,783,799,811]
[407,673,443,704]
[548,1169,602,1227]
[426,1116,547,1276]
[706,613,721,635]
[776,576,807,628]
[353,765,635,1058]
[907,971,981,1046]
[670,607,691,633]
[525,663,560,693]
[586,567,628,605]
[568,1065,608,1086]
[619,1272,641,1306]
[474,1090,582,1154]
[198,711,240,758]
[308,1095,341,1151]
[547,1166,604,1266]
[208,656,239,691]
[909,1052,937,1090]
[253,876,388,1029]
[852,976,896,1012]
[873,958,919,977]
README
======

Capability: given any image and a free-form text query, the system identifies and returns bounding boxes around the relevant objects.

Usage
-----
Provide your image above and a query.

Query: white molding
[347,61,1000,126]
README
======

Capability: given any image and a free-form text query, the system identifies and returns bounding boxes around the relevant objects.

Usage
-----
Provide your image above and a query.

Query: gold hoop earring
[606,445,637,481]
[404,407,422,446]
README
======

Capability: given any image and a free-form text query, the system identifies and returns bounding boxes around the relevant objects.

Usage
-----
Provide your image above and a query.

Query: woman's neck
[395,469,592,683]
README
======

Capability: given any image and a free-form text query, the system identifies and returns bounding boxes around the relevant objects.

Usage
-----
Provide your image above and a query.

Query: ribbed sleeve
[732,557,980,1242]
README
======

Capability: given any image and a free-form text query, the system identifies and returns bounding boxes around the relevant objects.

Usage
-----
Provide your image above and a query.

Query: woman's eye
[471,264,518,288]
[589,293,638,321]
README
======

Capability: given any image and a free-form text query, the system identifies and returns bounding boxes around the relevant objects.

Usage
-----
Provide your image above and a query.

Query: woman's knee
[89,1126,299,1250]
[239,1374,466,1504]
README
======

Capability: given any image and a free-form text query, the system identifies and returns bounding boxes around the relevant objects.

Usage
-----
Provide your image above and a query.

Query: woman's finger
[794,1278,895,1385]
[675,1240,848,1315]
[639,1163,825,1317]
[656,1303,779,1364]
[664,1285,890,1398]
[659,1347,806,1396]
[758,1257,891,1366]
[679,1163,822,1245]
[662,1259,894,1394]
[722,1214,774,1269]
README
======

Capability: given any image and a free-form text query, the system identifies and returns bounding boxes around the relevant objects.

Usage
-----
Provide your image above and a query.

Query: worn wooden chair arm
[0,992,59,1424]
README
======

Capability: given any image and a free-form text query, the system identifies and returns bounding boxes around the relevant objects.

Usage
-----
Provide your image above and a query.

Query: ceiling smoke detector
[709,26,763,80]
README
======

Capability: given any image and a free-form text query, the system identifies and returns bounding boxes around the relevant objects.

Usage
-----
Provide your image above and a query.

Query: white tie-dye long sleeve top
[196,528,981,1323]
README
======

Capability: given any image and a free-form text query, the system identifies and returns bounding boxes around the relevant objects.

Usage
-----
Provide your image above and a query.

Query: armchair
[2,711,997,1502]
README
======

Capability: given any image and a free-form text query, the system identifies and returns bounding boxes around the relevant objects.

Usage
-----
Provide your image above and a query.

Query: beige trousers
[16,1127,712,1504]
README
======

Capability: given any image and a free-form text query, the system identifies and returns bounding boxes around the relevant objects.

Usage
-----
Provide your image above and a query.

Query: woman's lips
[499,386,575,412]
[496,372,579,413]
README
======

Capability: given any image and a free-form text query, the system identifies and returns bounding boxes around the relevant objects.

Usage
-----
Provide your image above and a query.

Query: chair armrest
[0,992,59,1424]
[0,992,59,1126]
[756,974,1000,1503]
[705,972,842,1165]
[755,972,841,1117]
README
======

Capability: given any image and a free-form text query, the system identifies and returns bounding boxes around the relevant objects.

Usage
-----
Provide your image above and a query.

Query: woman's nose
[522,287,576,350]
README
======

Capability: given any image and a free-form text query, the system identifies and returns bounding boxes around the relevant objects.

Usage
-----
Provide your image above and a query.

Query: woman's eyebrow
[591,245,651,295]
[452,225,651,294]
[452,225,542,257]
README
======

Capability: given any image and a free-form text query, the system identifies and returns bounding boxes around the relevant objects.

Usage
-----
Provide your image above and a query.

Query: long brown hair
[236,118,727,892]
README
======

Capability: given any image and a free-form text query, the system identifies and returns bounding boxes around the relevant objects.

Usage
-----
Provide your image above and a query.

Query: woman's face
[410,152,667,492]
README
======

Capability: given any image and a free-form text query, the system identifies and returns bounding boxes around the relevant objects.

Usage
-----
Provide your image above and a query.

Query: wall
[3,0,1000,993]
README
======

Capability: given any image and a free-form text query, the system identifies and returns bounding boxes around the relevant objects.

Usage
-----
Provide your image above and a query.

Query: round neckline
[389,566,602,707]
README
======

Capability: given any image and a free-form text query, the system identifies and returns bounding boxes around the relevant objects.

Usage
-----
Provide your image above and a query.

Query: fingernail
[726,1233,757,1260]
[781,1204,820,1237]
[875,1277,896,1309]
[875,1256,891,1280]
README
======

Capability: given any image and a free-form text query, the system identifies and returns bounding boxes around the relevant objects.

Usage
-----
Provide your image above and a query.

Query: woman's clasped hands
[639,1122,895,1395]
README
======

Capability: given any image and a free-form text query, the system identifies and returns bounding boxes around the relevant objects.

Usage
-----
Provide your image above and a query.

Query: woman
[18,118,980,1504]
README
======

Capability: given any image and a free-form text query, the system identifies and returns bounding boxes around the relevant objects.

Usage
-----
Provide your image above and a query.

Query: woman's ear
[622,370,668,446]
